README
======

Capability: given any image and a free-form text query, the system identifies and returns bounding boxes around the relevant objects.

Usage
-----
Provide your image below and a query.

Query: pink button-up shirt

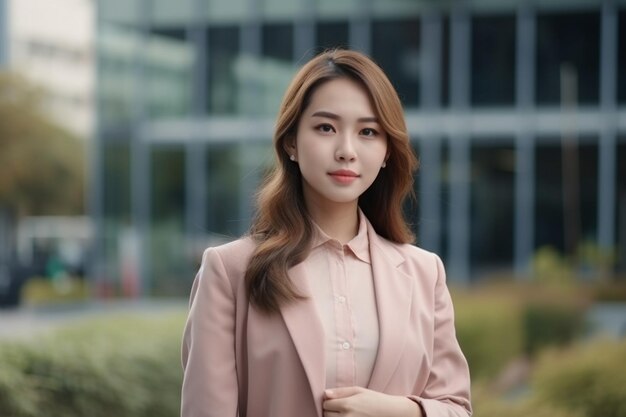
[306,213,379,389]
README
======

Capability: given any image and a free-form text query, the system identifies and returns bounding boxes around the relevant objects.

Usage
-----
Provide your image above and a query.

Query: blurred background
[1,0,626,416]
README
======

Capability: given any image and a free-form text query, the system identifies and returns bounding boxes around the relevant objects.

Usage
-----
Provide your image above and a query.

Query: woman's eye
[316,124,335,133]
[361,128,378,137]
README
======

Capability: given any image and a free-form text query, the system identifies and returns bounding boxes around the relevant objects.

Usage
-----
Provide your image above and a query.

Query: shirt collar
[310,208,371,264]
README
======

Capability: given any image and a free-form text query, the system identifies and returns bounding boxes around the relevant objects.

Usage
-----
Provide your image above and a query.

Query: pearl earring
[290,155,296,161]
[382,161,387,168]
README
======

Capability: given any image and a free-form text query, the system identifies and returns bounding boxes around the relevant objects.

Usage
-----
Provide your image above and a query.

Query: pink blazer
[181,221,472,417]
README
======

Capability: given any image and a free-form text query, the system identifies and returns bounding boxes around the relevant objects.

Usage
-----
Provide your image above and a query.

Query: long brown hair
[246,49,419,313]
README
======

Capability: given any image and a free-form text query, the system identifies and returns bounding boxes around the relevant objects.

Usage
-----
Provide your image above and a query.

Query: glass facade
[205,144,243,237]
[316,22,350,53]
[145,29,193,119]
[534,142,565,251]
[206,26,240,114]
[471,14,516,106]
[618,139,626,271]
[94,0,626,296]
[372,18,421,107]
[440,16,450,107]
[470,142,515,272]
[150,147,188,295]
[536,11,600,105]
[534,138,600,256]
[617,10,626,104]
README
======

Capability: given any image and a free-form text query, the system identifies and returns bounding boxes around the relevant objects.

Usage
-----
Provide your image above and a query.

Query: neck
[306,202,359,245]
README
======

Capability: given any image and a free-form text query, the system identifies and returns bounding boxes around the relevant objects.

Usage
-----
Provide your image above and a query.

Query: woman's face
[289,77,388,213]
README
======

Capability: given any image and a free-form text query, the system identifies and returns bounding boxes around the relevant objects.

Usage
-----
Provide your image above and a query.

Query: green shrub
[471,381,582,417]
[0,311,186,417]
[532,339,626,417]
[452,282,590,380]
[523,302,587,357]
[452,290,524,381]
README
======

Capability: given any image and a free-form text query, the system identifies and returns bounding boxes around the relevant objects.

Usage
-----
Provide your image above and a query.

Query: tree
[0,71,85,217]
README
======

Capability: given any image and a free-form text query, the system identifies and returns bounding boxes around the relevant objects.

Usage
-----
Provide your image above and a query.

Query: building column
[0,0,7,66]
[186,2,207,243]
[447,3,471,283]
[236,0,263,233]
[598,0,617,255]
[130,0,151,295]
[349,0,372,54]
[514,2,536,277]
[89,2,105,296]
[294,0,315,62]
[185,142,206,238]
[238,142,258,235]
[419,8,443,253]
[240,0,262,117]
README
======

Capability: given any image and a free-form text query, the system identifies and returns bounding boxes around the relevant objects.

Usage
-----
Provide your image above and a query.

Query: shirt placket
[332,245,355,387]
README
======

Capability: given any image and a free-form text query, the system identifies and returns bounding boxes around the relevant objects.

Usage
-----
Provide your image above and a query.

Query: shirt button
[341,342,351,350]
[337,295,346,304]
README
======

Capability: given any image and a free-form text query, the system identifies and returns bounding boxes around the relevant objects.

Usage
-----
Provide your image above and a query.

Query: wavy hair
[246,49,419,313]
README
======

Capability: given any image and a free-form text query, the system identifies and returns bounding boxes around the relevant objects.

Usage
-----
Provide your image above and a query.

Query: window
[471,14,515,106]
[205,144,241,236]
[151,147,186,223]
[252,23,295,114]
[536,11,600,106]
[206,26,240,114]
[534,138,598,256]
[470,142,515,270]
[372,18,421,107]
[618,10,626,104]
[103,141,130,222]
[315,21,349,53]
[535,142,565,252]
[262,23,293,61]
[146,29,192,118]
[617,139,626,271]
[441,15,450,107]
[150,147,189,296]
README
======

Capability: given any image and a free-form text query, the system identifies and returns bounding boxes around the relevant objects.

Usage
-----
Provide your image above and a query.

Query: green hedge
[471,381,580,417]
[523,302,587,356]
[453,291,524,381]
[452,284,590,380]
[0,289,615,417]
[0,312,186,417]
[532,339,626,417]
[471,339,626,417]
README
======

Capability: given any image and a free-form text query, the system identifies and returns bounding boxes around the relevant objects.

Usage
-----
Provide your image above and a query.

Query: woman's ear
[283,134,297,161]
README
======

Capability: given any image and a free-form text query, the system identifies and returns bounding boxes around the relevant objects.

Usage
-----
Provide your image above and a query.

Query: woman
[181,49,472,417]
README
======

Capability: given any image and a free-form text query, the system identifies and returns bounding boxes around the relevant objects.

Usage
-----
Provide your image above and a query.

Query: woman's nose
[335,134,357,162]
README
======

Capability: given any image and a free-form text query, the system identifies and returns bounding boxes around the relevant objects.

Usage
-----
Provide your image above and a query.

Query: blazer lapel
[280,261,326,416]
[366,225,414,392]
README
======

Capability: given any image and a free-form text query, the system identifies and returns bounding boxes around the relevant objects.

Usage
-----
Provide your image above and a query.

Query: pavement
[0,299,188,340]
[586,302,626,339]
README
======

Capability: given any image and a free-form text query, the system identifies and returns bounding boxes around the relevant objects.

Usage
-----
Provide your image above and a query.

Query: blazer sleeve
[181,247,239,417]
[408,254,472,417]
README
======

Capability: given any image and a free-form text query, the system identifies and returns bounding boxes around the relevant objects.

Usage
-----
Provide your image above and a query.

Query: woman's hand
[322,386,422,417]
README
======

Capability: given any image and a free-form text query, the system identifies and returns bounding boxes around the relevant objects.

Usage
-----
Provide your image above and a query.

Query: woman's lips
[328,170,359,184]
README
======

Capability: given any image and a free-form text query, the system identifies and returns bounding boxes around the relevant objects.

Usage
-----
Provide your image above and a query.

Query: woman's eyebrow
[311,110,379,124]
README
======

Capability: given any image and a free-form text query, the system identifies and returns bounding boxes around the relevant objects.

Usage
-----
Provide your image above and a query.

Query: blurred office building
[5,0,95,137]
[94,0,626,296]
[0,0,7,67]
